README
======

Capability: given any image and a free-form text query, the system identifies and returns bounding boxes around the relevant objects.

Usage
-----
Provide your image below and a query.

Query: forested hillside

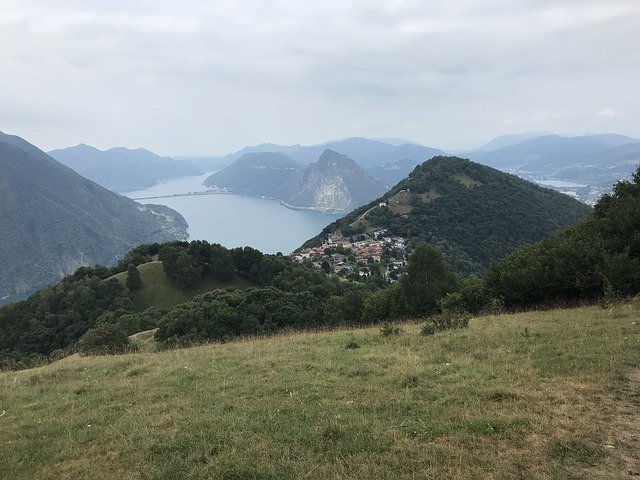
[0,132,188,301]
[303,156,591,274]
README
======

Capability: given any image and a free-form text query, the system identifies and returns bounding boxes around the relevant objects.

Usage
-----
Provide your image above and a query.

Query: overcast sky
[1,0,639,155]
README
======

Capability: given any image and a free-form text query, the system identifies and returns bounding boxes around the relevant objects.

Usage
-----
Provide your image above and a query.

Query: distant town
[292,228,408,281]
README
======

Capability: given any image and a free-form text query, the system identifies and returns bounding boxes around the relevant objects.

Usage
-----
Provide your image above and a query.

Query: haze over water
[125,173,339,254]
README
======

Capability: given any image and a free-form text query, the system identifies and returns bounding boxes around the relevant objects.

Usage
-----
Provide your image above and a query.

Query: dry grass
[1,305,638,479]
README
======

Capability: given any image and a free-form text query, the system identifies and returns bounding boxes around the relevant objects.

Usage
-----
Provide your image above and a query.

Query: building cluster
[292,229,408,280]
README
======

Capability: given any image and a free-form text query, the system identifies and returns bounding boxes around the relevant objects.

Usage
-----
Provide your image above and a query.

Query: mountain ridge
[0,132,188,300]
[49,144,203,192]
[301,155,591,275]
[205,148,387,212]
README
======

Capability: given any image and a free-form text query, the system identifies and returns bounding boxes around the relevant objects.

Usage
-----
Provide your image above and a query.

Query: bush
[421,312,471,335]
[76,323,134,356]
[380,323,403,337]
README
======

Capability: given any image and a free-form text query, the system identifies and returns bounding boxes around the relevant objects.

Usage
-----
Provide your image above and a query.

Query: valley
[125,174,341,254]
[2,4,639,479]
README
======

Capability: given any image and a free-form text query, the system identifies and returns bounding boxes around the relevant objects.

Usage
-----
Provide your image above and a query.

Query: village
[291,228,408,281]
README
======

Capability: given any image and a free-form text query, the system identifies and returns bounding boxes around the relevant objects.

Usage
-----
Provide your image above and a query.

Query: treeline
[153,242,371,344]
[0,241,373,368]
[483,168,640,308]
[358,167,640,321]
[2,169,637,367]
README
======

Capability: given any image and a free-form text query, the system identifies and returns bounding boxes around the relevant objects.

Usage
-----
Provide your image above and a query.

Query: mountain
[367,157,424,187]
[204,152,305,199]
[468,135,640,203]
[0,132,188,301]
[473,132,547,152]
[221,137,443,170]
[302,156,591,275]
[49,144,203,192]
[582,133,640,147]
[205,149,387,212]
[287,150,388,211]
[469,135,613,171]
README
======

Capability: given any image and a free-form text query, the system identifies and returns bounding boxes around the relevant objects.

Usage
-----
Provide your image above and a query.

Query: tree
[321,261,331,273]
[126,264,142,291]
[398,242,458,317]
[173,251,202,289]
[209,244,234,280]
[76,323,132,356]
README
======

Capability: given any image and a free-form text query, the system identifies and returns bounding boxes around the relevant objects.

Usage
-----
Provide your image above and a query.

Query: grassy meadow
[111,261,252,311]
[1,304,638,479]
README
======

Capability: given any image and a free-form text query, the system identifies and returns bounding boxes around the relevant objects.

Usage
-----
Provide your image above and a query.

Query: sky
[1,0,639,156]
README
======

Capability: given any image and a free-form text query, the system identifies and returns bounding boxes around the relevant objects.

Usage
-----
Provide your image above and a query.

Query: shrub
[76,323,134,356]
[380,323,403,337]
[421,312,471,335]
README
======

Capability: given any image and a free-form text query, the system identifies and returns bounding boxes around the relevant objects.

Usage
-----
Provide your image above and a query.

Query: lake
[125,173,339,254]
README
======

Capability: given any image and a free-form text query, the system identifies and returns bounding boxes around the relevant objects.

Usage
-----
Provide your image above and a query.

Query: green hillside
[303,156,592,274]
[0,131,188,300]
[111,261,252,311]
[1,304,638,479]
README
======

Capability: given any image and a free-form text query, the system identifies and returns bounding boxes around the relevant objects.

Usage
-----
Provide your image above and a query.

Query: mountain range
[302,156,592,275]
[0,132,188,303]
[204,149,388,212]
[47,133,640,206]
[467,134,640,203]
[48,144,204,192]
[221,137,443,170]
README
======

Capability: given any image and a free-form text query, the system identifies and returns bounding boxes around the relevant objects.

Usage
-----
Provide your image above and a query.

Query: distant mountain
[288,150,388,211]
[470,135,612,170]
[49,144,203,192]
[0,132,188,301]
[473,132,547,152]
[204,152,305,200]
[367,158,425,187]
[220,137,443,170]
[582,133,640,147]
[302,156,591,275]
[468,135,640,203]
[204,149,387,212]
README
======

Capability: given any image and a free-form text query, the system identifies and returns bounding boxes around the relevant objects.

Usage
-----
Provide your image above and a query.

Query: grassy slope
[1,305,639,479]
[112,261,252,311]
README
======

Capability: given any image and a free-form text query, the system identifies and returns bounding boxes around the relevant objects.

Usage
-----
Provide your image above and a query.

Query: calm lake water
[125,173,339,254]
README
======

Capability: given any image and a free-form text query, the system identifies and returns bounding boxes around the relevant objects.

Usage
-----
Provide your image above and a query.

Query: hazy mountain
[205,149,387,212]
[49,144,203,192]
[473,132,547,152]
[220,137,443,170]
[366,158,423,187]
[582,133,640,147]
[302,156,591,275]
[468,134,640,203]
[204,152,305,200]
[470,135,613,170]
[221,143,305,164]
[0,132,188,301]
[287,150,388,212]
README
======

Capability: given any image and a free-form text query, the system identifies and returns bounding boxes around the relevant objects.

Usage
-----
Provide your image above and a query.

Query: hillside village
[292,228,408,281]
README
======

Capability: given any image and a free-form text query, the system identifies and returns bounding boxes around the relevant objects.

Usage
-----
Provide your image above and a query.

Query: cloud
[597,108,619,118]
[0,0,638,154]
